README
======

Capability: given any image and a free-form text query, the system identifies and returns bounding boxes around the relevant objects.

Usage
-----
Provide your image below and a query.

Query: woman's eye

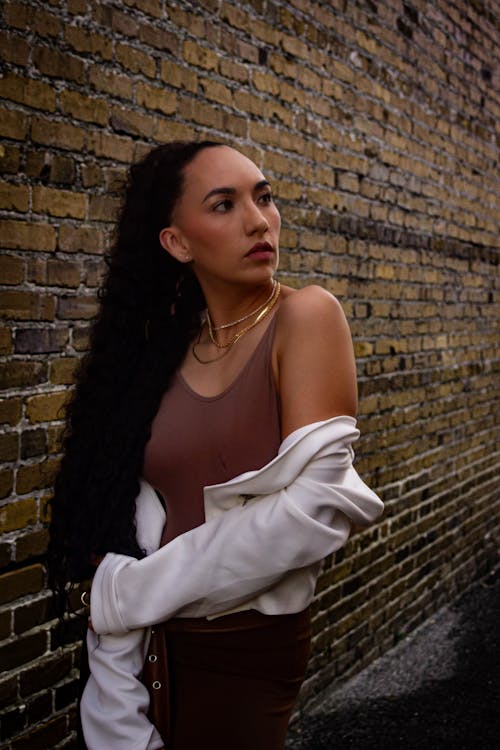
[259,192,274,205]
[213,199,233,212]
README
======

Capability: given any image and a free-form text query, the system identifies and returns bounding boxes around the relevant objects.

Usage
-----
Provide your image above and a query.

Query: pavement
[286,566,500,750]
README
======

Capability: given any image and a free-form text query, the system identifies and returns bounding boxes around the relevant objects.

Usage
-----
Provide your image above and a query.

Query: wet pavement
[286,566,500,750]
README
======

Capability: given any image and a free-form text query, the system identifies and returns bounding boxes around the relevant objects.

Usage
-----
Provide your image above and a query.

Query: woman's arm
[90,416,382,633]
[90,289,382,634]
[80,480,167,750]
[276,285,358,437]
[81,628,164,750]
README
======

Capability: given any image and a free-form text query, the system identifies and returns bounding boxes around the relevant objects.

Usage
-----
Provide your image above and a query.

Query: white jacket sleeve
[90,416,383,635]
[80,481,166,750]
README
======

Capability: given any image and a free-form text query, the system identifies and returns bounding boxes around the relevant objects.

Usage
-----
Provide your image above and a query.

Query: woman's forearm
[90,435,383,635]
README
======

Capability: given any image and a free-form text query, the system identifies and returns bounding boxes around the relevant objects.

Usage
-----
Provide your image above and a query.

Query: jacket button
[152,681,161,689]
[148,654,157,663]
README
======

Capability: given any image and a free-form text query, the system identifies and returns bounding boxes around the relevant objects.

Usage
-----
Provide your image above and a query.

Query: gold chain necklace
[192,282,281,364]
[207,282,280,349]
[191,328,232,364]
[210,280,277,331]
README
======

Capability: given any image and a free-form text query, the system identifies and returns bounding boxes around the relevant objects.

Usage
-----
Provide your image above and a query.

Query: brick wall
[1,0,498,746]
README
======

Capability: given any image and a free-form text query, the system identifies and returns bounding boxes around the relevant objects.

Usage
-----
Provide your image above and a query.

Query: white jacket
[81,415,383,749]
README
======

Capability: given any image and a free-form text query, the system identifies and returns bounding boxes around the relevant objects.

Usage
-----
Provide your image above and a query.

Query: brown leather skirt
[152,607,311,750]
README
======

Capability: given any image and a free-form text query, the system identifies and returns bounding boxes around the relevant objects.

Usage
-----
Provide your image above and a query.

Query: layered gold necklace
[192,280,281,365]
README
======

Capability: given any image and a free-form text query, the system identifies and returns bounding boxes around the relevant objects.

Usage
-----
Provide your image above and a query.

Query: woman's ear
[159,227,192,263]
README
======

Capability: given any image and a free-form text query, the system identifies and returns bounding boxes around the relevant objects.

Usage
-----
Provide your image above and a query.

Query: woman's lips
[246,242,274,259]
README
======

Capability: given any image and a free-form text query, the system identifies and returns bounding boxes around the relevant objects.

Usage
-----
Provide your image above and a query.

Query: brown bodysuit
[143,313,281,544]
[142,313,311,750]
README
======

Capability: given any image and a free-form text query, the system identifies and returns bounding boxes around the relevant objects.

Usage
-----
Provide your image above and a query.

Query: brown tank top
[142,315,281,545]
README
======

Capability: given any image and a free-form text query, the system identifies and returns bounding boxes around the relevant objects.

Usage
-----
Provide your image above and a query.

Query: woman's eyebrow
[202,180,271,203]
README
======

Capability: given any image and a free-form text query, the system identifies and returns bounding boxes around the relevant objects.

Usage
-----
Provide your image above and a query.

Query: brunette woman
[49,141,382,750]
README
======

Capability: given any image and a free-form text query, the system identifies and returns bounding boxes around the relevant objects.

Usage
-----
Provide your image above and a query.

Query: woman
[49,141,383,750]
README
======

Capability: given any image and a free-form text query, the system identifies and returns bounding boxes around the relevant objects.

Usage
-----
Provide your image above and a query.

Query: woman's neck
[203,280,276,328]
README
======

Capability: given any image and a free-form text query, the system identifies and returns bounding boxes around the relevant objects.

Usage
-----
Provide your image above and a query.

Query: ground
[286,566,500,750]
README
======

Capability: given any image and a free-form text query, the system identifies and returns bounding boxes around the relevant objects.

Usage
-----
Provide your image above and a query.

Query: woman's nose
[244,202,269,234]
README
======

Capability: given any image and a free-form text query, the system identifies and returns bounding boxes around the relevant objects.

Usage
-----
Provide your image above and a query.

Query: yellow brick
[110,107,155,138]
[252,71,281,96]
[160,61,198,92]
[60,89,109,125]
[0,290,55,321]
[154,119,196,143]
[64,24,113,60]
[31,116,86,151]
[0,398,22,426]
[0,106,28,140]
[182,40,219,71]
[0,183,29,212]
[25,391,70,424]
[220,2,249,32]
[0,498,37,532]
[87,131,135,162]
[354,341,374,357]
[269,53,297,79]
[200,79,232,106]
[50,357,79,384]
[0,73,56,111]
[281,33,309,60]
[116,42,156,77]
[32,186,86,219]
[89,64,134,99]
[136,83,177,115]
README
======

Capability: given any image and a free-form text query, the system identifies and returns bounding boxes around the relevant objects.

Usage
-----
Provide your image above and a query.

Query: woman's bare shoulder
[274,285,357,435]
[276,284,347,338]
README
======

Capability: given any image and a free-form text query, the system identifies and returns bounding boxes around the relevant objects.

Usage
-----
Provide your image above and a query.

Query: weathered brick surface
[0,0,498,745]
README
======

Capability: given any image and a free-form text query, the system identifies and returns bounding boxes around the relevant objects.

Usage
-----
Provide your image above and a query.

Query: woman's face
[160,146,281,289]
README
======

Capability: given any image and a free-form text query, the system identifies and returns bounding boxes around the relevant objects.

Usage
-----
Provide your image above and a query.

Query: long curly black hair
[48,140,221,611]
